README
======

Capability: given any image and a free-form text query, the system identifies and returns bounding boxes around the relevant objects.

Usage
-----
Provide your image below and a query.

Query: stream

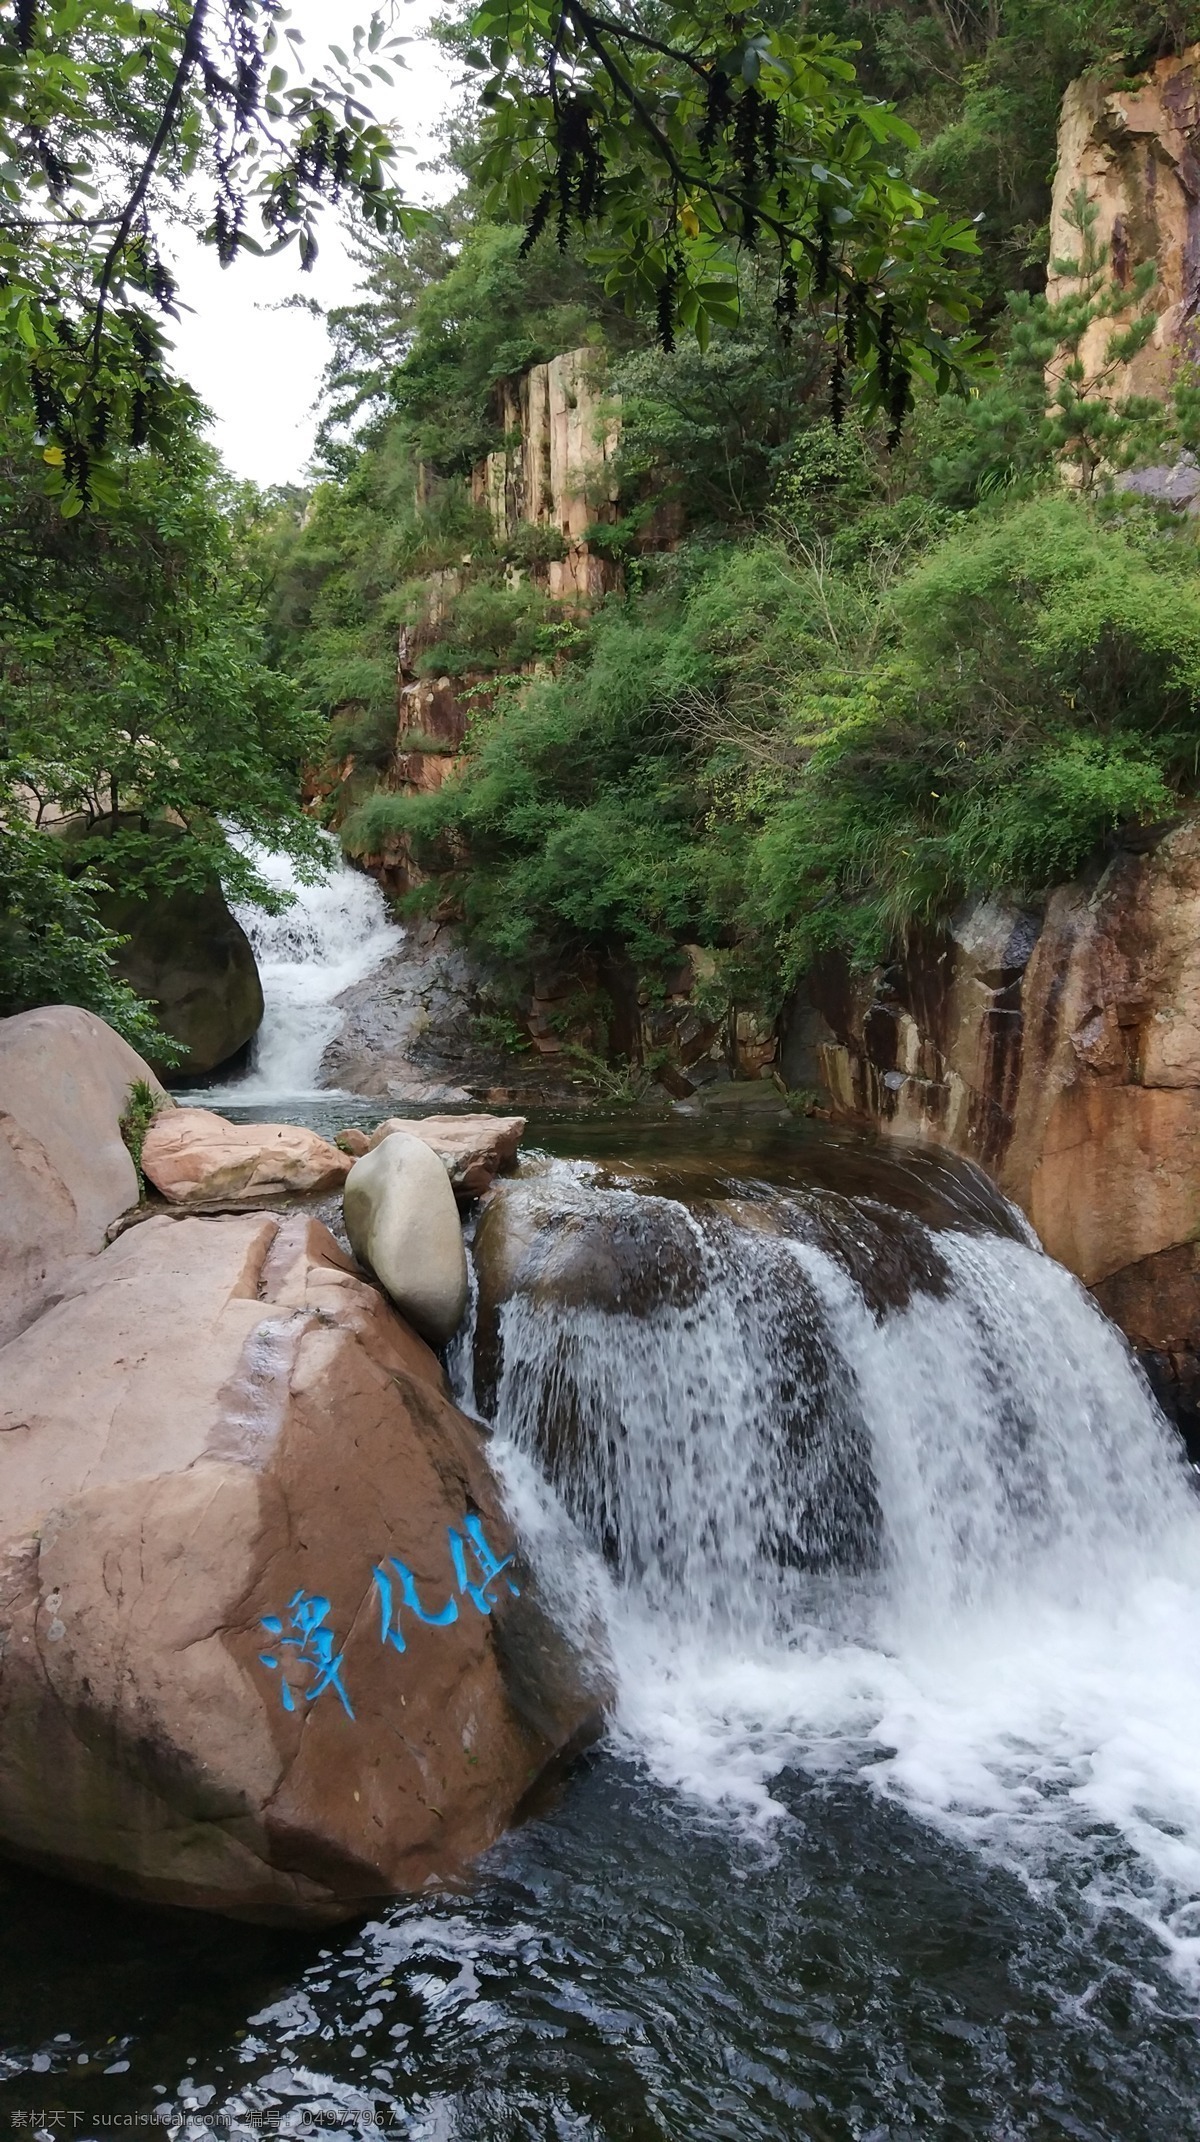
[6,853,1200,2140]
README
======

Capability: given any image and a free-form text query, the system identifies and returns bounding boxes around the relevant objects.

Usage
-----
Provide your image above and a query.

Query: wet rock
[141,1108,351,1206]
[0,1004,171,1346]
[772,1195,952,1320]
[0,1211,604,1924]
[472,1177,707,1415]
[344,1133,468,1344]
[367,1113,526,1198]
[320,923,580,1105]
[473,1174,880,1577]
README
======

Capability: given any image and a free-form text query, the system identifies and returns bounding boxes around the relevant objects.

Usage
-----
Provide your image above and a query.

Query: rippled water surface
[5,1753,1200,2141]
[6,1107,1200,2140]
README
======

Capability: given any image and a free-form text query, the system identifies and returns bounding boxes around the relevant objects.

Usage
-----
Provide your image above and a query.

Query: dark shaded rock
[472,1176,707,1416]
[98,876,262,1081]
[321,924,579,1104]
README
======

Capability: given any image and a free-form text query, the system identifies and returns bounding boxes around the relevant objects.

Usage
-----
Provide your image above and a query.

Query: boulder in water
[0,1004,171,1346]
[472,1175,706,1415]
[94,864,263,1082]
[0,1210,604,1923]
[367,1112,526,1197]
[473,1168,883,1577]
[343,1132,469,1343]
[142,1106,351,1206]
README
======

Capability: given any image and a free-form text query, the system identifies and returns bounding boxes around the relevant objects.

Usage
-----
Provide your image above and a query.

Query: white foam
[480,1168,1200,1988]
[203,833,402,1100]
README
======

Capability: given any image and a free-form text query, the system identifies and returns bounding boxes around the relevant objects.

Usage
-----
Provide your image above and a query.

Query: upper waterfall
[204,834,402,1100]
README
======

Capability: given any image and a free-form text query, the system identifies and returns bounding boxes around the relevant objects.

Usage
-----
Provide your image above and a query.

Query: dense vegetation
[7,0,1200,1060]
[0,423,327,1051]
[249,0,1200,1053]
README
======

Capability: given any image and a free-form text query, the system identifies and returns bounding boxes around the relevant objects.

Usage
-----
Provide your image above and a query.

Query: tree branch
[89,0,209,366]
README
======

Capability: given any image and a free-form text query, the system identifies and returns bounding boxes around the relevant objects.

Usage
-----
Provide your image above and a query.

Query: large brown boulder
[0,1004,171,1346]
[0,1210,604,1924]
[141,1106,351,1206]
[366,1112,526,1197]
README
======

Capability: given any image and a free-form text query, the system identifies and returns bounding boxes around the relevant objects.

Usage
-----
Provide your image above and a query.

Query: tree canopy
[0,0,992,519]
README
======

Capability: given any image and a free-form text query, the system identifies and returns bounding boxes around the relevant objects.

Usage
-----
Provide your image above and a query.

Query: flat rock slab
[366,1112,526,1197]
[142,1107,351,1205]
[0,1211,604,1924]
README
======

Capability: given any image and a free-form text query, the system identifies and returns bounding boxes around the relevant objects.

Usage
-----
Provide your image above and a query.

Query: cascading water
[203,834,402,1100]
[477,1161,1200,1987]
[8,1131,1200,2137]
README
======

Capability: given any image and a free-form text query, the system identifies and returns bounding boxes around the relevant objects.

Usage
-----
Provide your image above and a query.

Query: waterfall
[205,835,402,1100]
[474,1163,1200,1986]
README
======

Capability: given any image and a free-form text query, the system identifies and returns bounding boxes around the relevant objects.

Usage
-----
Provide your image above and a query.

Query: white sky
[166,0,457,489]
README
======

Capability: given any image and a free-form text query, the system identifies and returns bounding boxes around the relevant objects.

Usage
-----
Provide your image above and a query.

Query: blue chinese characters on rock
[258,1591,355,1721]
[257,1516,520,1721]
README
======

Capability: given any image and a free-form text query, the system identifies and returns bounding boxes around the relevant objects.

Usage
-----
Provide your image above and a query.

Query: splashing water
[205,835,402,1100]
[476,1162,1200,1987]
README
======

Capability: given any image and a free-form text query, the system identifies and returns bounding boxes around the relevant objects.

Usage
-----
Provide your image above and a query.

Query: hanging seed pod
[843,281,862,369]
[214,199,235,265]
[815,216,832,295]
[519,186,554,258]
[332,129,355,193]
[150,258,176,309]
[556,154,574,251]
[887,360,911,449]
[773,258,799,344]
[29,360,61,433]
[37,138,68,194]
[656,262,677,353]
[88,398,110,452]
[234,50,262,124]
[577,134,604,224]
[700,69,731,159]
[129,389,150,450]
[733,84,761,190]
[760,100,779,180]
[64,439,91,504]
[830,346,847,432]
[876,299,895,396]
[15,0,37,51]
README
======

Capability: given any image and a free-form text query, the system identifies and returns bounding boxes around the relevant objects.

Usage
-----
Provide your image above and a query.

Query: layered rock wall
[472,347,621,601]
[1047,45,1200,404]
[797,817,1200,1426]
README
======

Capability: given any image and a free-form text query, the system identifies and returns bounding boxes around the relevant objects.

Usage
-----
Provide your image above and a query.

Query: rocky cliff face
[1047,45,1200,404]
[794,817,1200,1433]
[472,347,621,601]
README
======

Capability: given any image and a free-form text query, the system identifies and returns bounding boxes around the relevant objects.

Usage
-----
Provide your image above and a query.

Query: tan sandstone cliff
[1047,44,1200,404]
[795,817,1200,1423]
